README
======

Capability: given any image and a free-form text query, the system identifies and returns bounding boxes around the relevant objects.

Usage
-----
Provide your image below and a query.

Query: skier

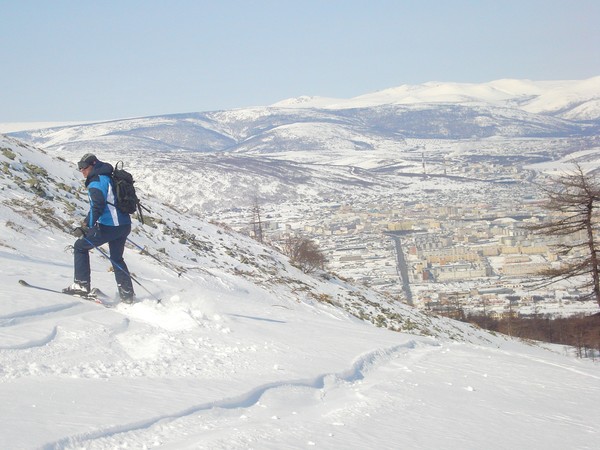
[63,153,135,302]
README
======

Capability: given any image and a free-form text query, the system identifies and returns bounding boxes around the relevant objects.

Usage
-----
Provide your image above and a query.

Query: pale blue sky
[1,0,599,122]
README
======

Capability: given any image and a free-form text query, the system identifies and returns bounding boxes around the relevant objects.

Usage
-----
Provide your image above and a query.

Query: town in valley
[215,137,600,320]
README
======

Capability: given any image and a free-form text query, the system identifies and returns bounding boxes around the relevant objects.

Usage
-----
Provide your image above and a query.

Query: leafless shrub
[282,236,326,273]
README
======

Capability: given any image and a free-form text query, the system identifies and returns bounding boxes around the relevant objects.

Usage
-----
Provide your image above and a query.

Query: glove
[73,225,89,238]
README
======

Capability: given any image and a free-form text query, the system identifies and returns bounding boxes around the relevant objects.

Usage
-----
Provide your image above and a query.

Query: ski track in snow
[0,325,58,350]
[0,302,81,327]
[0,301,120,351]
[41,340,430,450]
[0,302,83,353]
[525,355,600,380]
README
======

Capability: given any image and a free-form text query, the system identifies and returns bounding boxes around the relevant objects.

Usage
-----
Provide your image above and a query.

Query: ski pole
[83,236,162,304]
[126,237,184,278]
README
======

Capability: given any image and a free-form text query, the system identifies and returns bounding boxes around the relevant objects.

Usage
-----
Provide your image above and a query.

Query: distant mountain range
[8,77,600,212]
[274,77,600,119]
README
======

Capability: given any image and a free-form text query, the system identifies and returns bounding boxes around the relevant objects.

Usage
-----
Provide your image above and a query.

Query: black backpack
[110,161,146,220]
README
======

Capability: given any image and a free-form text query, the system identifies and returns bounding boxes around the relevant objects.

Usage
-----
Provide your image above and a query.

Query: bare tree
[526,164,600,307]
[282,236,326,273]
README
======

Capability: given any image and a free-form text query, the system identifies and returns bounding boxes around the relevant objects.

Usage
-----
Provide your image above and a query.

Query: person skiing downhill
[63,153,135,302]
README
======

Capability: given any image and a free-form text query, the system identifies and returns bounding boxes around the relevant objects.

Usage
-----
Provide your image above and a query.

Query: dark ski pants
[73,223,134,296]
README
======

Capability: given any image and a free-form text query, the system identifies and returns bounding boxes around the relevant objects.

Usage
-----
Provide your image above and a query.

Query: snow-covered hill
[13,77,600,153]
[274,77,600,120]
[2,133,600,447]
[7,77,600,214]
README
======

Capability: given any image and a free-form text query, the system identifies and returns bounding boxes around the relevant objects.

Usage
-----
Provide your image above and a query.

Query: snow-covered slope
[2,134,600,448]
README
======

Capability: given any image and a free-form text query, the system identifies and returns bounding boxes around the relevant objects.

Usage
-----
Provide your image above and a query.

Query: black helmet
[77,153,98,170]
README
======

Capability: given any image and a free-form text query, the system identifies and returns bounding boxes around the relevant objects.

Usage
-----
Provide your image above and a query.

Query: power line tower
[251,198,264,244]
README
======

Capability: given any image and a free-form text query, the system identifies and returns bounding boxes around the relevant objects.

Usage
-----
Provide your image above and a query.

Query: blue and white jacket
[85,161,131,227]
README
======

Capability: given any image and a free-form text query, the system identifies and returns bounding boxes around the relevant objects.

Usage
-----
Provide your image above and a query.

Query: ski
[18,279,117,308]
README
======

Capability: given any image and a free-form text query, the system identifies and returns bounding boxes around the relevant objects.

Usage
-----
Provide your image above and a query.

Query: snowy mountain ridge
[2,133,600,447]
[8,77,600,215]
[272,76,600,119]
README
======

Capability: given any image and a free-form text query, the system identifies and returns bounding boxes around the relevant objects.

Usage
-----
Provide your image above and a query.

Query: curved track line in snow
[0,302,80,327]
[0,325,58,350]
[527,355,600,380]
[42,339,433,450]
